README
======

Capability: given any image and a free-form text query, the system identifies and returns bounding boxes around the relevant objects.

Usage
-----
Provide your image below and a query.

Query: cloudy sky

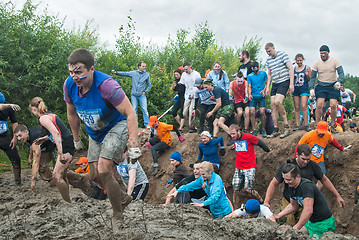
[14,0,359,76]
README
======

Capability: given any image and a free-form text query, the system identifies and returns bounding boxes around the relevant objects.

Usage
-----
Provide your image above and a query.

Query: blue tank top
[66,70,126,142]
[294,65,309,88]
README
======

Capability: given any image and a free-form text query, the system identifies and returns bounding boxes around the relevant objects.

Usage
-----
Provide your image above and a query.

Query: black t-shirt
[212,86,232,107]
[0,107,17,138]
[176,174,207,200]
[289,178,332,223]
[173,79,186,102]
[238,61,253,79]
[275,158,323,201]
[28,126,56,152]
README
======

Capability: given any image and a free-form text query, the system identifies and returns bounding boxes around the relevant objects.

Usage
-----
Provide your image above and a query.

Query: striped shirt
[266,51,290,84]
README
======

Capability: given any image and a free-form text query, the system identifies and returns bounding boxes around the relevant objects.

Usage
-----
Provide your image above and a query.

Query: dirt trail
[0,119,359,239]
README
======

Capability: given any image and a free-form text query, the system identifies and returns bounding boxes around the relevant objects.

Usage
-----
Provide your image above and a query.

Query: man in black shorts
[274,163,336,238]
[309,45,344,132]
[264,43,294,139]
[264,143,345,226]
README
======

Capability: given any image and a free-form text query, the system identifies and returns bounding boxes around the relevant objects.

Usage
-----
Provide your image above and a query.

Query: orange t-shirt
[298,130,333,163]
[153,122,173,146]
[75,166,90,174]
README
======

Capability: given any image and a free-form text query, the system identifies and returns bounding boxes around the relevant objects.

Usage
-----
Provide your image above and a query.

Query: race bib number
[116,164,129,178]
[77,109,104,130]
[0,121,8,134]
[311,144,325,158]
[198,91,212,102]
[336,110,342,118]
[234,140,248,152]
[294,72,305,87]
[240,69,247,78]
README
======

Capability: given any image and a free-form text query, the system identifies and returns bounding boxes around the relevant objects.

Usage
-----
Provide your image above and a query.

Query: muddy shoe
[250,130,258,136]
[189,127,197,133]
[293,126,300,131]
[122,194,132,209]
[111,216,124,235]
[280,126,291,139]
[331,127,339,134]
[152,166,161,176]
[305,125,312,132]
[261,130,267,138]
[267,128,279,138]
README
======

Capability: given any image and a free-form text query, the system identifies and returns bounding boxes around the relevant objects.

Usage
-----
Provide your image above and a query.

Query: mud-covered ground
[0,119,359,239]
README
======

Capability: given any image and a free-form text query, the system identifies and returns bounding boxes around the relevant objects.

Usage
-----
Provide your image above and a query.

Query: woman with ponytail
[29,97,75,202]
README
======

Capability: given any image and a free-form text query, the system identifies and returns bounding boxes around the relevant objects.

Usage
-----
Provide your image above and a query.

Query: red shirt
[233,133,259,169]
[325,105,347,125]
[232,80,246,103]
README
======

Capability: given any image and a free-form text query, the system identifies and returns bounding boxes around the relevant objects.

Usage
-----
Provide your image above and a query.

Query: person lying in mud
[225,199,275,222]
[170,161,232,219]
[164,161,207,205]
[14,124,55,190]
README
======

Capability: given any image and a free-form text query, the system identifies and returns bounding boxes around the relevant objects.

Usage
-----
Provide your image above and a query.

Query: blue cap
[0,92,5,103]
[170,151,181,162]
[245,199,260,215]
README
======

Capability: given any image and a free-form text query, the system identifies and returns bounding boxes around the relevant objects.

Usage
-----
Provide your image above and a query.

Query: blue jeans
[131,94,149,127]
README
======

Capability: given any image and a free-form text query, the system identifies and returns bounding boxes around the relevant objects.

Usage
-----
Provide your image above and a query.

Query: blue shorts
[315,83,340,101]
[249,96,266,108]
[293,85,310,97]
[317,161,326,175]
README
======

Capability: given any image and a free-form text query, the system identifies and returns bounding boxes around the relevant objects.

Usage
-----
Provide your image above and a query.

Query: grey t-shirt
[116,158,149,188]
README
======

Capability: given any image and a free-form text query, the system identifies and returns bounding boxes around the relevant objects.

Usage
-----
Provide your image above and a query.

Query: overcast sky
[14,0,359,76]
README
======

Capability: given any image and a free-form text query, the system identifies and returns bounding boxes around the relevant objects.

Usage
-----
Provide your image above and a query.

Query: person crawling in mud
[164,161,206,205]
[14,124,55,190]
[274,163,336,239]
[170,161,232,219]
[225,199,275,222]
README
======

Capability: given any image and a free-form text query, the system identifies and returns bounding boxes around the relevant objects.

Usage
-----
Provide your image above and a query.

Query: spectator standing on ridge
[171,68,186,130]
[340,83,356,110]
[179,62,201,132]
[238,50,253,79]
[206,61,230,92]
[113,61,151,127]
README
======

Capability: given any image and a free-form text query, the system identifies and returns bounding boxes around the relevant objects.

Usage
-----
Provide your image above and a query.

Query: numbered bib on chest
[0,121,9,134]
[336,110,342,117]
[198,91,212,102]
[294,72,305,87]
[311,144,325,158]
[77,109,104,130]
[234,140,248,152]
[117,164,129,178]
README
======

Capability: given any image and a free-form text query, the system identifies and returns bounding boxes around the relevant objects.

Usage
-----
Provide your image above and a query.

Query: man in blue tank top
[64,48,141,230]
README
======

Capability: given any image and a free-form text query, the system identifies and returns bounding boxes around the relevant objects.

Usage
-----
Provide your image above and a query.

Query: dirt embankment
[0,119,358,239]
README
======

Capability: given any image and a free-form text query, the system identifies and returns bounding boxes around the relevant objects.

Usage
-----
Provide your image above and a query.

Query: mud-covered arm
[257,138,270,152]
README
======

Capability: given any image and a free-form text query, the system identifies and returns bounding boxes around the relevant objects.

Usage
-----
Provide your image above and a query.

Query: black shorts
[132,182,149,200]
[234,102,248,110]
[271,80,290,97]
[315,83,340,101]
[62,135,75,156]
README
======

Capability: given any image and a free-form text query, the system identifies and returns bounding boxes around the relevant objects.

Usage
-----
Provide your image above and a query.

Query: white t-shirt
[179,70,201,98]
[340,88,353,103]
[234,205,273,219]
